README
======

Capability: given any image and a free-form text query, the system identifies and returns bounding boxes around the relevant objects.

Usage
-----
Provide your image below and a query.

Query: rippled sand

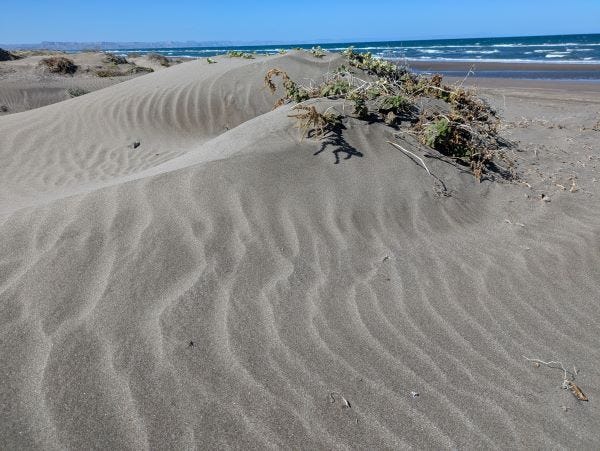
[1,51,599,449]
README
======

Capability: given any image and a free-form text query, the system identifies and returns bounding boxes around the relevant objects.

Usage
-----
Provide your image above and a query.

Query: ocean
[114,34,600,64]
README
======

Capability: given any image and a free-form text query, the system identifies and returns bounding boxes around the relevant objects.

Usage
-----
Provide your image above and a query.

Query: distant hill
[0,41,288,51]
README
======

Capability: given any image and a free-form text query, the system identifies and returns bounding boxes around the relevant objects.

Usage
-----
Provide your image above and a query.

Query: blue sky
[1,0,599,44]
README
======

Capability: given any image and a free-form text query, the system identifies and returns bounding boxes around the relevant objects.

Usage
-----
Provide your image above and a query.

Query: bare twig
[522,356,588,401]
[522,356,572,380]
[457,65,475,89]
[387,141,432,176]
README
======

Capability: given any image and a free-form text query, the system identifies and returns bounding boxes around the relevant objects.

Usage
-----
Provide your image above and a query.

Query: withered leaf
[569,382,589,402]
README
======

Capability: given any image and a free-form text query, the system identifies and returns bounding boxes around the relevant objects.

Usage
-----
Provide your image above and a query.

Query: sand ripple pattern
[1,117,599,448]
[1,54,599,449]
[0,53,338,215]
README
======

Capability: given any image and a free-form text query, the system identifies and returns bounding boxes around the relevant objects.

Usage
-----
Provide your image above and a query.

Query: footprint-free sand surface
[1,51,599,449]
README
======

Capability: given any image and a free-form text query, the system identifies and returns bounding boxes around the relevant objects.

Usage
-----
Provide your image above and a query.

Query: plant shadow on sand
[313,122,363,164]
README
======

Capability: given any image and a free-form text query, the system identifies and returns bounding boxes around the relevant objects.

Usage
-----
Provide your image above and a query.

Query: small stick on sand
[387,141,432,176]
[523,356,571,380]
[522,356,588,401]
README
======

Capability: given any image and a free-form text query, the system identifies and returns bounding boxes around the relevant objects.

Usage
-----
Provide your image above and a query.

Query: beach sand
[0,51,178,115]
[409,60,600,81]
[1,51,599,448]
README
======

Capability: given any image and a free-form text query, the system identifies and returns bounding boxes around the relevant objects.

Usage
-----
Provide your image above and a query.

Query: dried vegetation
[147,53,171,67]
[67,87,89,97]
[0,48,20,61]
[288,105,341,140]
[264,47,513,181]
[103,53,128,65]
[39,56,78,74]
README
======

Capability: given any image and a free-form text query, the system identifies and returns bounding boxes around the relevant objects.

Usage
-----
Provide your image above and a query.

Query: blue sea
[115,34,600,64]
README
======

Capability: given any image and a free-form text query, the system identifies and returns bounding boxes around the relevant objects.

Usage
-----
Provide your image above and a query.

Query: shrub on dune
[129,65,154,74]
[67,87,89,97]
[265,48,511,181]
[103,53,128,65]
[0,48,20,61]
[95,65,154,77]
[227,50,255,59]
[39,56,78,74]
[147,53,170,67]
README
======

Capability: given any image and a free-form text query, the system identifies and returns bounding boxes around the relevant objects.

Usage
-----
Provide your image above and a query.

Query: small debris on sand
[329,392,351,408]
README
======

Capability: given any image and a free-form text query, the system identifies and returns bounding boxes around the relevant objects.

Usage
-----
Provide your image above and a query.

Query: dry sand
[0,51,177,115]
[1,51,599,449]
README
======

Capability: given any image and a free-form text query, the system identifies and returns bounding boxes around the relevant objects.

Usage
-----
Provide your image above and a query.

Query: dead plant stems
[387,141,432,176]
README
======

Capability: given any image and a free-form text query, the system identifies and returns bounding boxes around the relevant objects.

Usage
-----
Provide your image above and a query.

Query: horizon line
[2,31,599,50]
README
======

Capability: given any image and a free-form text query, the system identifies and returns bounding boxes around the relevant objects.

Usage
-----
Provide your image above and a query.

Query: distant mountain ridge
[0,40,293,51]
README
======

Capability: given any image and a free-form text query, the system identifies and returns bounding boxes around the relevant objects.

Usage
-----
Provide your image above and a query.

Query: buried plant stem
[522,356,574,381]
[522,356,588,401]
[387,141,432,176]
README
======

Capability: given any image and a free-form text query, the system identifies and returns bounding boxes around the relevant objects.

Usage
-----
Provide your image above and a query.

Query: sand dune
[0,52,344,214]
[1,52,599,448]
[0,51,179,115]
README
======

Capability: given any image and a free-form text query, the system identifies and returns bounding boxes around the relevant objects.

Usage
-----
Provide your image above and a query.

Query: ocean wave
[492,42,600,47]
[108,38,600,64]
[464,50,500,54]
[400,57,600,64]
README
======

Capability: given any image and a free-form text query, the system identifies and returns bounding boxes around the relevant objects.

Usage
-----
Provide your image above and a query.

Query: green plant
[207,57,217,64]
[423,118,453,150]
[278,49,288,54]
[320,79,352,97]
[311,46,326,58]
[260,48,506,180]
[288,105,340,139]
[379,95,412,115]
[352,97,369,119]
[227,50,254,59]
[421,114,490,180]
[39,56,77,74]
[265,68,310,106]
[342,47,401,79]
[67,87,89,97]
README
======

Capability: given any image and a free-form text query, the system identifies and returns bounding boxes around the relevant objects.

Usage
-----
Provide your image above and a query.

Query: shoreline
[406,60,600,81]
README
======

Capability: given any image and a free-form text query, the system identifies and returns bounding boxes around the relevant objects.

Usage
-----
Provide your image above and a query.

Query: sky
[1,0,599,44]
